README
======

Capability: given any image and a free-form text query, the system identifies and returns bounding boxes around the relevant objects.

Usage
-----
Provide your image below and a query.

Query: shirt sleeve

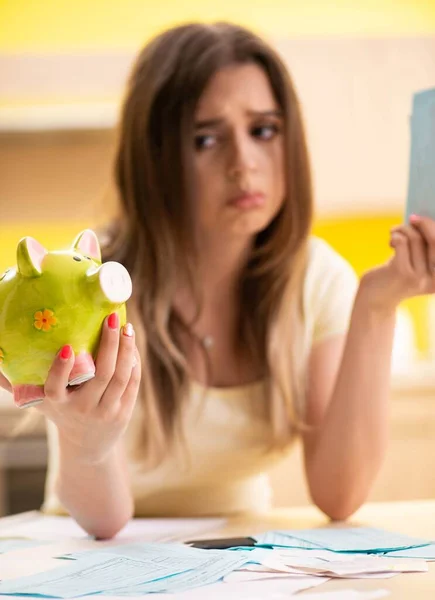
[306,237,359,345]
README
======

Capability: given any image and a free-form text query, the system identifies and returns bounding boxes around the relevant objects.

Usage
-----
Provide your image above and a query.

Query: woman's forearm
[305,278,396,520]
[56,437,134,539]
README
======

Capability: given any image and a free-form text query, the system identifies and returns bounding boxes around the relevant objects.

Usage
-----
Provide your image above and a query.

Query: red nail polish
[108,313,119,330]
[60,345,72,360]
[123,323,134,337]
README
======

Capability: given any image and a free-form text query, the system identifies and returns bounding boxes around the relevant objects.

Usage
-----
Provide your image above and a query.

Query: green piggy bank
[0,229,132,409]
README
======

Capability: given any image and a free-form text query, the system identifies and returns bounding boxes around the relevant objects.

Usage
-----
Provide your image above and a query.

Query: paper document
[386,543,435,560]
[227,547,426,580]
[255,531,322,549]
[98,550,251,595]
[255,527,431,553]
[83,584,387,600]
[59,541,223,561]
[405,87,435,222]
[83,575,329,599]
[0,543,249,598]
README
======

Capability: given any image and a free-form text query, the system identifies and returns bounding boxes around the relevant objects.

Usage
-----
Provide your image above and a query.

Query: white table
[1,500,435,598]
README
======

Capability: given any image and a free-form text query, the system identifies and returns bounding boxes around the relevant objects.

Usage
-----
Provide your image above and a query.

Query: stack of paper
[386,544,435,559]
[254,527,432,554]
[0,523,429,598]
[0,542,327,597]
[224,546,427,583]
[206,526,430,587]
[89,583,390,600]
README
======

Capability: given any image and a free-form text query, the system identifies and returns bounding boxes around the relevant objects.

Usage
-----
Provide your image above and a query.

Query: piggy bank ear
[72,229,101,262]
[17,237,47,277]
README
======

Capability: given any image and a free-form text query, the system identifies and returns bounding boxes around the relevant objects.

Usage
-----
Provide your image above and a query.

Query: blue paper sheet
[386,543,435,560]
[0,542,250,598]
[60,541,217,561]
[405,87,435,222]
[254,527,431,553]
[99,550,251,595]
[254,531,323,549]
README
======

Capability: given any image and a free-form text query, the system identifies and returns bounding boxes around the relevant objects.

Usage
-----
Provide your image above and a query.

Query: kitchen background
[0,0,434,516]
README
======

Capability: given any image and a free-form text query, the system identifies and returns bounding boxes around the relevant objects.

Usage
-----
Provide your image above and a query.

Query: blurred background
[0,0,434,516]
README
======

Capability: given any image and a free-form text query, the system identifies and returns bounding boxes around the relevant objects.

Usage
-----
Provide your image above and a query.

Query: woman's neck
[173,233,260,387]
[175,234,253,320]
[196,233,252,303]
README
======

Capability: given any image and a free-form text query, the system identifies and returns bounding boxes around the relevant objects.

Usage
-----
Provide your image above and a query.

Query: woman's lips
[227,192,266,209]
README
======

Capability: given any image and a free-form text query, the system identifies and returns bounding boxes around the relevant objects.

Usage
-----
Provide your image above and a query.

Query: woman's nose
[226,136,258,182]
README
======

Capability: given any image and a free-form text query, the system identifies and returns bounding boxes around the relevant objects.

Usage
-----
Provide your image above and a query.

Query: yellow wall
[314,215,431,357]
[0,214,430,355]
[0,216,397,277]
[1,1,432,352]
[1,0,435,52]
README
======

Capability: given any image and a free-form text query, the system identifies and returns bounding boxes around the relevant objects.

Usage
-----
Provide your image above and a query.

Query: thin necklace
[200,334,215,349]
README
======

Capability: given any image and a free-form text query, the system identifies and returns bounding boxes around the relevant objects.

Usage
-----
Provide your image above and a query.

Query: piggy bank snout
[98,262,132,304]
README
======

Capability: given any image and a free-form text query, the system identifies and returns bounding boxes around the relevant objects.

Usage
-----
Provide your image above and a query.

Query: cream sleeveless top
[43,237,358,516]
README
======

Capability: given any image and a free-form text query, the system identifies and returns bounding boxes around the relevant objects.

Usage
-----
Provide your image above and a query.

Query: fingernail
[122,323,134,337]
[390,233,399,246]
[108,313,119,330]
[59,345,72,361]
[410,214,421,223]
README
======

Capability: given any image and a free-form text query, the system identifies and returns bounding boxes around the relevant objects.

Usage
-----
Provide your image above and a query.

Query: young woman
[2,22,434,539]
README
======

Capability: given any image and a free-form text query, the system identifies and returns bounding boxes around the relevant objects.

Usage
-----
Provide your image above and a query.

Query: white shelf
[0,102,119,132]
[391,360,435,393]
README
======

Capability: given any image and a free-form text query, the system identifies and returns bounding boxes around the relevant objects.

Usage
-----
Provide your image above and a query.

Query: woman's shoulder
[304,235,359,305]
[303,236,359,343]
[306,235,354,271]
[305,235,357,284]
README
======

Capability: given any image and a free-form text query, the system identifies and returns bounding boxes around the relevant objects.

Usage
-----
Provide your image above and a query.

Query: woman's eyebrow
[195,110,283,129]
[195,118,224,129]
[247,109,283,118]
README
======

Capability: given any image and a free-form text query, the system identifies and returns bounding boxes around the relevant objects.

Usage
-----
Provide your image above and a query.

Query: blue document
[405,87,435,222]
[0,542,250,598]
[255,527,431,553]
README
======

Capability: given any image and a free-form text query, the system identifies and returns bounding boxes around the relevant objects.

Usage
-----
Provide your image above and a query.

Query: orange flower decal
[0,348,4,364]
[34,309,57,332]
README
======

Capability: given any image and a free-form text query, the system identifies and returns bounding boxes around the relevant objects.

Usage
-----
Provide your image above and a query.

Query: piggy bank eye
[84,256,92,261]
[73,256,82,262]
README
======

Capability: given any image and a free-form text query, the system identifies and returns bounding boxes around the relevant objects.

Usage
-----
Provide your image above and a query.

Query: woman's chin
[227,211,274,237]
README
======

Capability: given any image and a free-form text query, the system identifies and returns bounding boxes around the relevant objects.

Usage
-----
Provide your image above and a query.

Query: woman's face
[191,63,286,241]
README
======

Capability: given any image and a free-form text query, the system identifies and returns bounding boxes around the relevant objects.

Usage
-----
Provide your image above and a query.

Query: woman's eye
[194,134,216,150]
[252,124,280,140]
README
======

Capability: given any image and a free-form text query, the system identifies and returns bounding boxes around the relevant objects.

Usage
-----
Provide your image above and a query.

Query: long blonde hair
[103,22,314,463]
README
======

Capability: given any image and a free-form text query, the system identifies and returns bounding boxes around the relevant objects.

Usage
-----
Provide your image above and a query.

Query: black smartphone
[186,536,256,550]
